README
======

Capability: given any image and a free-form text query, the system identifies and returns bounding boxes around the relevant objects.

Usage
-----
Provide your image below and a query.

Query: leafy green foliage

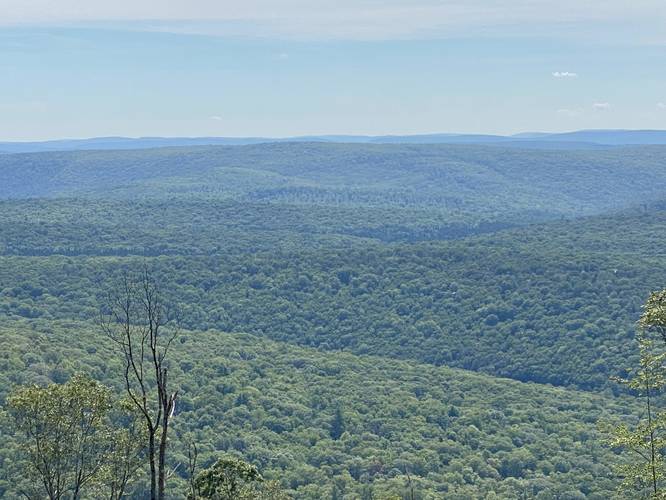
[604,287,666,498]
[5,374,135,499]
[0,199,510,256]
[190,457,263,499]
[0,318,640,498]
[3,143,666,497]
[608,334,666,497]
[1,201,665,390]
[640,290,666,337]
[99,399,148,500]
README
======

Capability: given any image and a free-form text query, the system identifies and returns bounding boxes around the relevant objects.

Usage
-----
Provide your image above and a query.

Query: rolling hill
[0,198,664,391]
[1,143,666,226]
[1,142,664,498]
[0,317,638,499]
[2,129,666,154]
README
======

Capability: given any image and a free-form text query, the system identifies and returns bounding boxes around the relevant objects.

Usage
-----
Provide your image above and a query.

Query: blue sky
[1,0,665,140]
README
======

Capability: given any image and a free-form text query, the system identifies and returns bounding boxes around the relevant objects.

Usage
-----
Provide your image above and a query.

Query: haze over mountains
[3,129,666,154]
[4,0,666,495]
[2,143,666,227]
[2,137,666,497]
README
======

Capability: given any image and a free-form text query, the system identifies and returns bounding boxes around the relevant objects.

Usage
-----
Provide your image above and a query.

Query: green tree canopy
[7,374,113,500]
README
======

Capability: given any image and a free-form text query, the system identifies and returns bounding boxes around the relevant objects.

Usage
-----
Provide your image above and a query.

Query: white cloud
[277,53,289,60]
[0,0,664,41]
[557,108,582,117]
[592,102,611,110]
[552,71,578,78]
[658,102,666,110]
[209,115,223,121]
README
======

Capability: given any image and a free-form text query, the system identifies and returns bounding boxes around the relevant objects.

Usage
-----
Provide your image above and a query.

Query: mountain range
[3,129,666,154]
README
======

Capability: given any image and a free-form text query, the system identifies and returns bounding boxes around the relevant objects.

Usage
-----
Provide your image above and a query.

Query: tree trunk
[158,416,169,500]
[149,431,157,500]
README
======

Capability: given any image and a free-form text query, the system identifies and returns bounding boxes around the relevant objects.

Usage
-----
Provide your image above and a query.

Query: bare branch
[98,267,181,500]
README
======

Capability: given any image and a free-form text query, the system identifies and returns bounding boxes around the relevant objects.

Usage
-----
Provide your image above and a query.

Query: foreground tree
[641,290,666,342]
[7,375,113,500]
[97,398,148,500]
[609,334,666,496]
[188,457,289,500]
[100,269,180,500]
[608,289,666,497]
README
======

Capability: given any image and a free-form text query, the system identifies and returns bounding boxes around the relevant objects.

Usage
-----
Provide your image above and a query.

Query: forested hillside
[0,318,638,499]
[2,144,666,223]
[1,198,664,390]
[1,143,664,498]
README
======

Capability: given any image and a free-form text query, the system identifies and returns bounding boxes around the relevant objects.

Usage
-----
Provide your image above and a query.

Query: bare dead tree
[100,268,180,500]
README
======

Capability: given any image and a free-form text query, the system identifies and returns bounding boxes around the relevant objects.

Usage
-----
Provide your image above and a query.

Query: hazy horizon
[4,128,666,144]
[1,0,665,141]
[3,4,666,498]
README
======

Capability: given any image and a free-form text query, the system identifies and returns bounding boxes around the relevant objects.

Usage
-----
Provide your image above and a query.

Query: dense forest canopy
[1,142,665,498]
[2,143,666,223]
[1,198,664,390]
[0,318,640,498]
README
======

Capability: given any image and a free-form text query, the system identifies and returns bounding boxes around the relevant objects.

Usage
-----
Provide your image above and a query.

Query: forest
[1,198,664,390]
[0,317,641,498]
[1,143,666,498]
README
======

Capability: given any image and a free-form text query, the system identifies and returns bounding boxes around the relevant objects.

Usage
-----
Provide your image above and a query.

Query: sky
[1,0,665,140]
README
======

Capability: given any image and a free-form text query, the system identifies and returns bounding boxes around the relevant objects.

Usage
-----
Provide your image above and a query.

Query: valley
[1,142,665,497]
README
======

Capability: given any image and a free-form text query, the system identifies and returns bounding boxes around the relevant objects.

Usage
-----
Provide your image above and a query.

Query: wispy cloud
[0,0,664,41]
[658,102,666,110]
[552,71,578,79]
[592,102,611,110]
[209,115,223,121]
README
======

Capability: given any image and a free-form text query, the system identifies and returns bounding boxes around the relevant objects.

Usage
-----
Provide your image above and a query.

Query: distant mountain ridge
[2,142,666,228]
[2,129,666,153]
